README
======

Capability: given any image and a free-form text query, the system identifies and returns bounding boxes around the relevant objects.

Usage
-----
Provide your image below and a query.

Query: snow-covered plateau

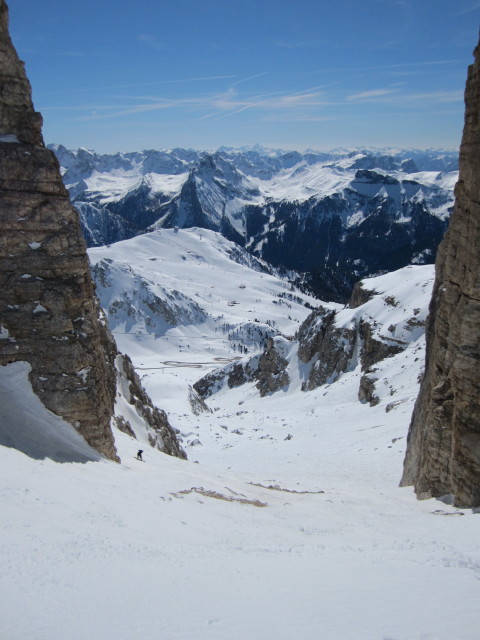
[1,228,479,640]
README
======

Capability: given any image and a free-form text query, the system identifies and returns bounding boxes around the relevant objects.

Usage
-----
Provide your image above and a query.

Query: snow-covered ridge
[88,227,318,356]
[53,144,456,301]
[53,143,457,212]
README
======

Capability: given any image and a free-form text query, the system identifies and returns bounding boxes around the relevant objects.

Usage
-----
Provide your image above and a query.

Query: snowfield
[1,229,479,640]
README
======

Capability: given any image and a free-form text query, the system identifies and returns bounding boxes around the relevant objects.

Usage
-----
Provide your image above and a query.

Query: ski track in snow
[1,229,479,640]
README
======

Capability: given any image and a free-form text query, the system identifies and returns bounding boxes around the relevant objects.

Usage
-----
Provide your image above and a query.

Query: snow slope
[89,226,319,356]
[1,230,479,640]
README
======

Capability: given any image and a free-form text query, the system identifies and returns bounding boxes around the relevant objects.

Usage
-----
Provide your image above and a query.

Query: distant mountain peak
[50,144,458,301]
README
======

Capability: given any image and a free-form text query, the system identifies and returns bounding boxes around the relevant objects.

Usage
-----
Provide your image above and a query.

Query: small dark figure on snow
[136,449,143,461]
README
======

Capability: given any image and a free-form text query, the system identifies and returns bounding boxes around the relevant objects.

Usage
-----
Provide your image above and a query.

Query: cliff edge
[401,40,480,507]
[0,1,185,462]
[0,0,120,459]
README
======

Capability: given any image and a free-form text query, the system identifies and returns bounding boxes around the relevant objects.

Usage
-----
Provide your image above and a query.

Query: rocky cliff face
[0,0,119,459]
[401,42,480,508]
[114,354,186,458]
[0,1,42,146]
[0,1,184,462]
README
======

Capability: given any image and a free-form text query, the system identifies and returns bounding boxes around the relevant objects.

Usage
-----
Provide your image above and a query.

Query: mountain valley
[3,226,480,640]
[1,0,479,636]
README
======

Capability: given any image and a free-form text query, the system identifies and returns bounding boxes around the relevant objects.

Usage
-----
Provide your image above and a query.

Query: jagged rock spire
[0,0,43,145]
[0,1,119,460]
[401,40,480,507]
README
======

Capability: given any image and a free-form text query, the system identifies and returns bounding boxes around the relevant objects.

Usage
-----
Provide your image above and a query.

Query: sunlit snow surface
[1,229,479,640]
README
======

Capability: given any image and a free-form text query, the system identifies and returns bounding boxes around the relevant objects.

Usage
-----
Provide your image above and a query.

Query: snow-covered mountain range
[52,145,458,300]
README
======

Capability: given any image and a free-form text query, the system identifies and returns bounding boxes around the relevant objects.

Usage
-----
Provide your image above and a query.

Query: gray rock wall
[0,0,119,460]
[0,1,42,146]
[401,41,480,507]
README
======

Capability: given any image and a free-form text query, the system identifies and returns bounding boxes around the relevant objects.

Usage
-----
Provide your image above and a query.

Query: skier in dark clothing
[136,449,143,461]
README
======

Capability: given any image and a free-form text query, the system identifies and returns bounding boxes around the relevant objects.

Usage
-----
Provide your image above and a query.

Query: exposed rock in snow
[0,0,119,461]
[188,385,211,416]
[256,337,291,396]
[349,279,377,308]
[114,354,186,459]
[298,267,432,395]
[297,307,355,390]
[194,266,434,403]
[358,372,380,406]
[0,361,102,462]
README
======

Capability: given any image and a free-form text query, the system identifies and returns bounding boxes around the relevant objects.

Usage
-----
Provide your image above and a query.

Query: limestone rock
[349,281,376,309]
[297,307,356,391]
[296,305,404,393]
[358,372,380,406]
[188,385,212,416]
[0,1,42,146]
[115,355,186,459]
[401,41,480,507]
[193,355,260,399]
[194,337,291,399]
[256,337,290,396]
[358,318,404,372]
[0,0,119,459]
[0,1,184,463]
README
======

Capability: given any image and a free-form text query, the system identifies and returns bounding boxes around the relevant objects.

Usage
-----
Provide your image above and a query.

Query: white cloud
[347,89,396,101]
[345,88,463,106]
[69,85,329,123]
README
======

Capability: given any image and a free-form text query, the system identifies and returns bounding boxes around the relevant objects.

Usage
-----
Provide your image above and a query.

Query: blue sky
[8,0,480,153]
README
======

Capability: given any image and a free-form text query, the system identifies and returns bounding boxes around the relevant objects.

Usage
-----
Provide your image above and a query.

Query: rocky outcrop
[0,1,184,462]
[194,336,292,399]
[194,336,291,399]
[296,303,405,393]
[297,307,356,391]
[0,1,42,146]
[193,355,260,398]
[349,281,376,309]
[188,385,212,416]
[0,0,119,459]
[115,355,186,459]
[358,318,404,372]
[401,42,480,508]
[256,337,290,396]
[358,372,380,406]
